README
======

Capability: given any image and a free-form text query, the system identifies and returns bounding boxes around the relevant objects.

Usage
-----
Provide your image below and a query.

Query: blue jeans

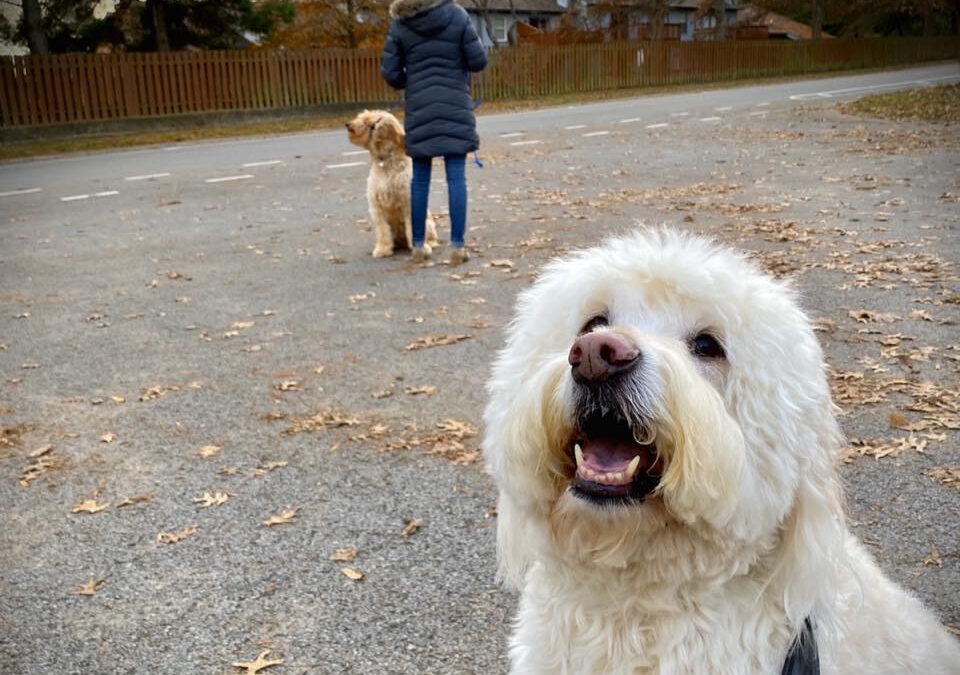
[411,154,467,249]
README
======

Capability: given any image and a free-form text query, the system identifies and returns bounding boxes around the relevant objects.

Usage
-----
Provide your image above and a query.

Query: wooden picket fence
[1,37,957,127]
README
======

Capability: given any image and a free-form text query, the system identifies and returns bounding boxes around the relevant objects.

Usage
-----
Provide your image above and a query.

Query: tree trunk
[151,0,170,52]
[22,0,49,54]
[714,0,726,40]
[811,0,823,40]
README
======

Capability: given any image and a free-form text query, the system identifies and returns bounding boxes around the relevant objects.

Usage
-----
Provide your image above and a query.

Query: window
[492,15,509,43]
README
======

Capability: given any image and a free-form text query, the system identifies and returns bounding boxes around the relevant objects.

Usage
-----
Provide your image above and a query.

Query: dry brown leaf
[73,578,105,596]
[404,386,436,396]
[371,387,394,399]
[889,412,912,430]
[283,410,361,435]
[117,493,155,508]
[193,491,231,508]
[157,524,198,544]
[29,445,53,458]
[405,334,471,351]
[489,259,515,268]
[198,444,222,459]
[925,466,960,490]
[72,499,110,514]
[313,365,326,375]
[401,517,423,538]
[330,546,359,562]
[436,419,478,439]
[110,395,125,404]
[262,508,299,526]
[232,321,256,329]
[139,385,171,401]
[340,567,364,581]
[922,545,943,568]
[849,310,901,324]
[232,649,284,674]
[275,380,302,392]
[249,460,289,478]
[100,433,116,444]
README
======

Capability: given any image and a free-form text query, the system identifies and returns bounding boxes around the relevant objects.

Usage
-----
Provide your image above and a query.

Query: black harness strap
[780,618,820,675]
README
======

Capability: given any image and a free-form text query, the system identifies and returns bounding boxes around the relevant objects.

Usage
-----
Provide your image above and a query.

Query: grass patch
[841,84,960,123]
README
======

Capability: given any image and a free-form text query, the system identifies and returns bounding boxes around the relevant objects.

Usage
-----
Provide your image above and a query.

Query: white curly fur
[483,229,960,675]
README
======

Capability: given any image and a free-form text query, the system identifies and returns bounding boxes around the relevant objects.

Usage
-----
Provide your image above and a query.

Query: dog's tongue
[579,437,645,473]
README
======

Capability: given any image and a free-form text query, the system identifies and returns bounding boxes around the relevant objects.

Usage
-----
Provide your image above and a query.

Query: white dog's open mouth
[569,410,662,505]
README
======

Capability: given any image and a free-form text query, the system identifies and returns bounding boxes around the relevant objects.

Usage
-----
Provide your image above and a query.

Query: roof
[459,0,566,13]
[737,4,833,39]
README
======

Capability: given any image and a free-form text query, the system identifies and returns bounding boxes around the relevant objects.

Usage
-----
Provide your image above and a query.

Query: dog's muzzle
[567,330,662,506]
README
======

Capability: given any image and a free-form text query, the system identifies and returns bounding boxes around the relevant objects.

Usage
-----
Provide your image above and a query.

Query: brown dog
[346,110,439,258]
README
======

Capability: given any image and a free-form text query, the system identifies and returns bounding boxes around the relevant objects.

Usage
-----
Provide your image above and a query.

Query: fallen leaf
[193,491,231,508]
[889,412,912,430]
[922,545,943,568]
[72,499,110,514]
[330,546,359,562]
[275,380,302,392]
[371,387,394,399]
[262,507,299,526]
[340,567,364,581]
[489,259,515,268]
[117,493,155,508]
[313,365,325,375]
[100,433,115,444]
[232,321,256,329]
[925,466,960,490]
[405,334,471,351]
[156,524,198,544]
[401,517,422,538]
[232,649,284,674]
[73,578,105,596]
[404,386,436,396]
[110,395,125,404]
[198,444,222,459]
[29,445,53,458]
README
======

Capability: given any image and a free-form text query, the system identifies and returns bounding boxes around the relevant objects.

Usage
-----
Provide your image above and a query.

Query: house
[461,0,743,46]
[737,4,833,40]
[460,0,567,47]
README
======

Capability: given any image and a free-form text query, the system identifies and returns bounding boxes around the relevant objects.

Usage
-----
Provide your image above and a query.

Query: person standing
[380,0,488,264]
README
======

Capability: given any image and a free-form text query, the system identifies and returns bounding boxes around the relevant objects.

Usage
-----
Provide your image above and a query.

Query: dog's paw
[372,247,394,258]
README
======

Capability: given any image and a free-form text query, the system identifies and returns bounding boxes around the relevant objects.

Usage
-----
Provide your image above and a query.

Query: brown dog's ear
[371,116,403,156]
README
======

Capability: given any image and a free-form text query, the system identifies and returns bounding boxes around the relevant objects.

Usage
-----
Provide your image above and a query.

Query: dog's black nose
[569,331,640,383]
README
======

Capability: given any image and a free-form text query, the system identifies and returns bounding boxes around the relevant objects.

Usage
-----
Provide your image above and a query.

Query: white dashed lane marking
[500,132,525,138]
[205,174,254,183]
[618,117,641,124]
[715,106,733,112]
[582,131,610,137]
[645,123,669,129]
[564,125,587,130]
[325,162,366,169]
[700,117,722,122]
[750,111,768,117]
[124,173,171,181]
[342,150,367,156]
[61,194,90,202]
[0,187,42,197]
[94,190,119,197]
[242,160,283,168]
[509,140,541,146]
[671,112,689,117]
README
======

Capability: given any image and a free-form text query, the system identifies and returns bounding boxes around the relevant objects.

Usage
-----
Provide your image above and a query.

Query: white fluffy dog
[483,229,959,675]
[346,110,438,258]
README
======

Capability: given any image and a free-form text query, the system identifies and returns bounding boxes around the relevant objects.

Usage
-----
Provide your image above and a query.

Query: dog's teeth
[613,472,624,483]
[625,456,641,480]
[574,443,584,467]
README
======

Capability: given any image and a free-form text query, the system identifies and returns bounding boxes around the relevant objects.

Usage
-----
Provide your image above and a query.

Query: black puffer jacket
[381,0,488,159]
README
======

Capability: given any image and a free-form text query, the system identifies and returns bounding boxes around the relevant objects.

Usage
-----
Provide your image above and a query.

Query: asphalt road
[1,63,958,675]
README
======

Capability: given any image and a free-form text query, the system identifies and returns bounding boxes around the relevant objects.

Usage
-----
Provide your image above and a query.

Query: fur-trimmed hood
[389,0,450,20]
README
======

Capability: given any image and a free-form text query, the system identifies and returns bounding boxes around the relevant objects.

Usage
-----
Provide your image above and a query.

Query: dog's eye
[691,333,725,359]
[580,315,608,334]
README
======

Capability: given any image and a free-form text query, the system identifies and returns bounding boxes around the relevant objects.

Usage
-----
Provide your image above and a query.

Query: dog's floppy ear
[370,115,404,156]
